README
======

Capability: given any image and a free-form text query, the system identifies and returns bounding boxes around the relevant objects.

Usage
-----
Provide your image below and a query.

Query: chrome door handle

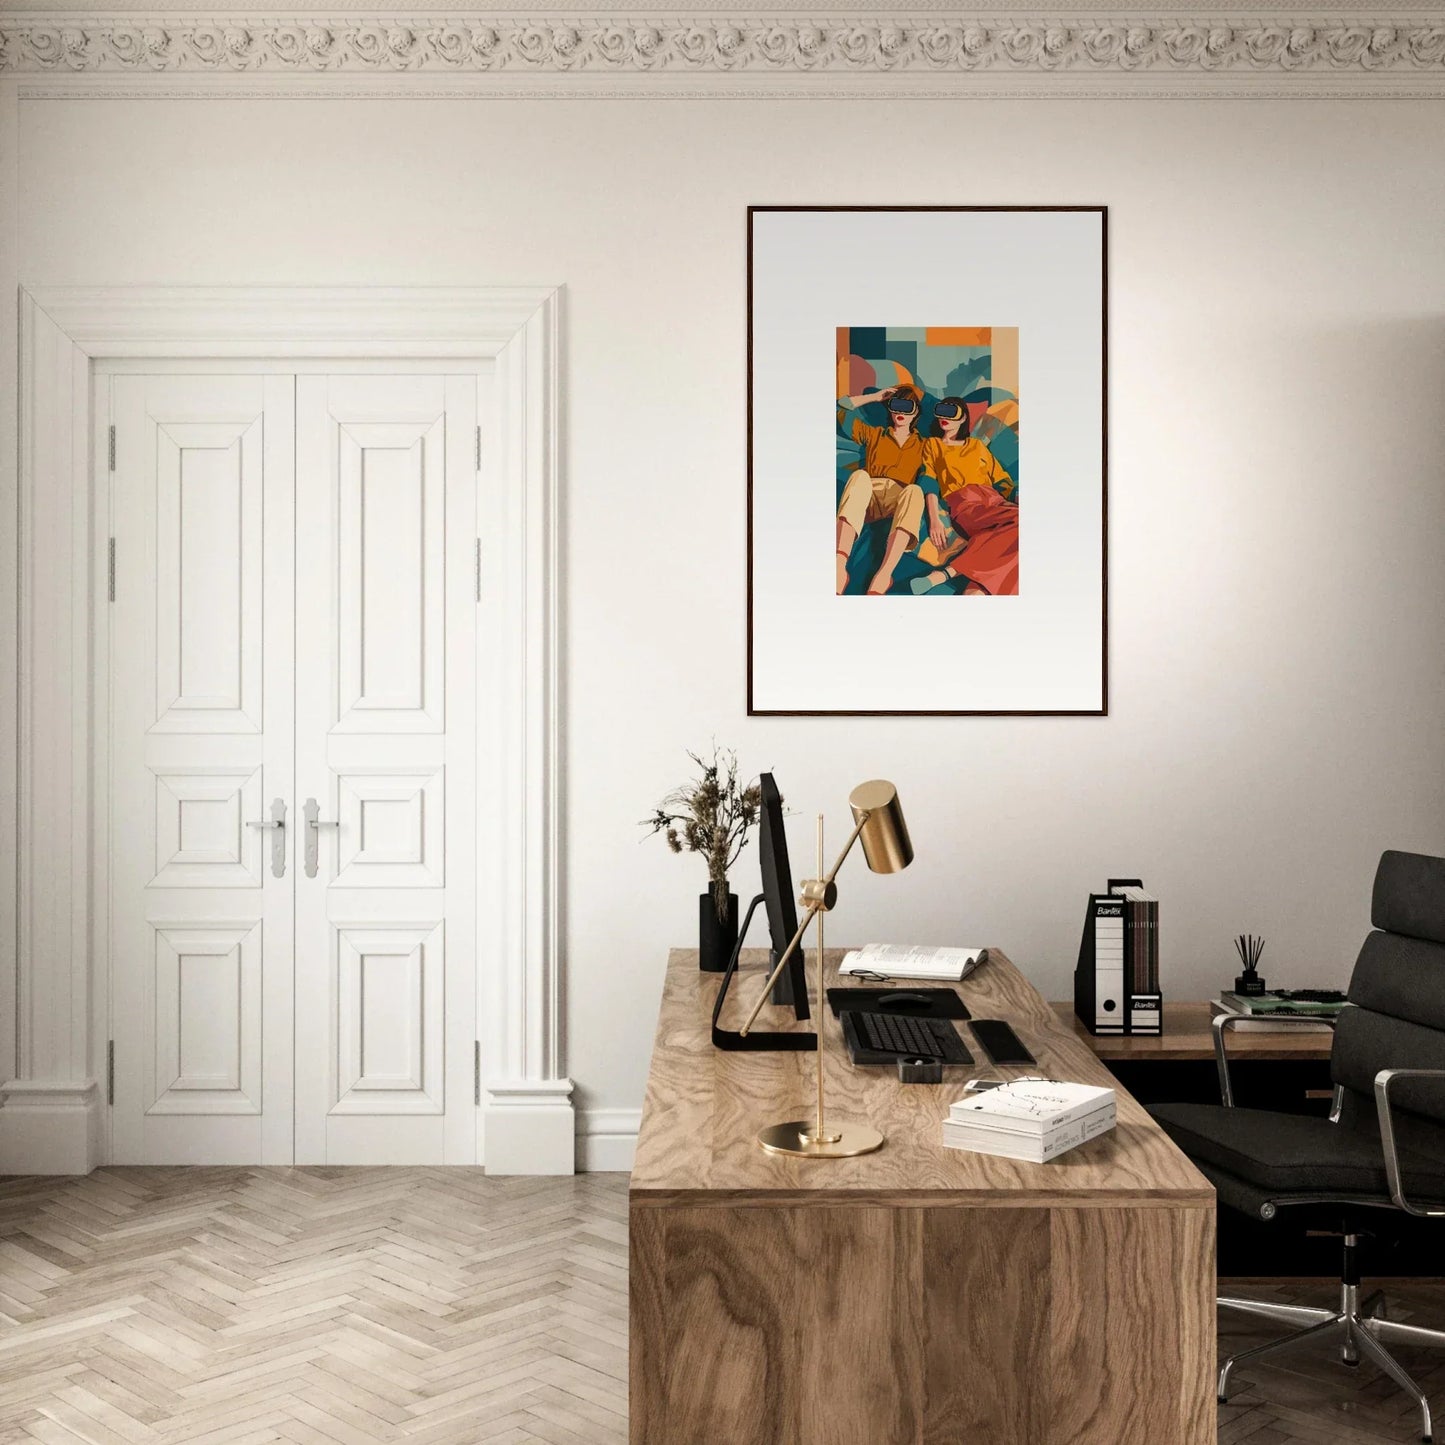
[246,797,288,878]
[303,797,340,879]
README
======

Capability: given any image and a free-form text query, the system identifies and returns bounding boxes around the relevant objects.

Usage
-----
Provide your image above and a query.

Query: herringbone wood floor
[0,1169,628,1444]
[1,1169,1442,1444]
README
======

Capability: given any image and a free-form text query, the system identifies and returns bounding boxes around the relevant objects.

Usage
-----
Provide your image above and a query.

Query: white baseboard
[577,1107,639,1173]
[0,1080,102,1175]
[482,1079,576,1175]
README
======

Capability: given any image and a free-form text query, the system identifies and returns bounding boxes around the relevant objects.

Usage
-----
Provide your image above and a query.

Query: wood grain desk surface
[1052,1000,1334,1061]
[630,948,1212,1208]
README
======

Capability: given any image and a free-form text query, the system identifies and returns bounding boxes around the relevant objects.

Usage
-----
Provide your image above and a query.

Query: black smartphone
[970,1019,1036,1066]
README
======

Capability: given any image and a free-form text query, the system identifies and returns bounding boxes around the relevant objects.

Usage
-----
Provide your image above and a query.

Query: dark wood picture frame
[745,204,1109,717]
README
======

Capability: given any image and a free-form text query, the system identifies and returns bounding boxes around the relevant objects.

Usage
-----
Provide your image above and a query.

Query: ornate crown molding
[3,13,1445,83]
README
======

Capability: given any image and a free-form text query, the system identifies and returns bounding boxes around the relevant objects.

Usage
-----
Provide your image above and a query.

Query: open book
[838,943,987,982]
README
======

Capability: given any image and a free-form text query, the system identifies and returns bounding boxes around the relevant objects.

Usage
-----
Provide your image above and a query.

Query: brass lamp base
[757,1119,885,1158]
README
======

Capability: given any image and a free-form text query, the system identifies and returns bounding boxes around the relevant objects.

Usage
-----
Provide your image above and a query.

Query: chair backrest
[1332,851,1445,1141]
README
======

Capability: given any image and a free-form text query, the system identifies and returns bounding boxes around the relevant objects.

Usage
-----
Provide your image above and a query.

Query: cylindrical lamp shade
[848,780,913,874]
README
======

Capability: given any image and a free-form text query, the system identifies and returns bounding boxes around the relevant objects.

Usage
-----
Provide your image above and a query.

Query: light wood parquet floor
[0,1168,1442,1444]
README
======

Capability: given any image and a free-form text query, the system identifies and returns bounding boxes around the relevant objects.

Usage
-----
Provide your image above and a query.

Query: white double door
[108,369,479,1165]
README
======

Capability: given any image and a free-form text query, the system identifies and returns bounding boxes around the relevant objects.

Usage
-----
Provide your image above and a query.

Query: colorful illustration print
[835,326,1020,597]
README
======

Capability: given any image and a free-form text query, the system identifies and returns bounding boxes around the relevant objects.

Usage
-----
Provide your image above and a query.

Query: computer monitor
[709,771,815,1051]
[758,773,810,1019]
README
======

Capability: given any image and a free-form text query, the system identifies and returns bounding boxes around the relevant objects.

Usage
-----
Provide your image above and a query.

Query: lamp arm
[737,812,871,1037]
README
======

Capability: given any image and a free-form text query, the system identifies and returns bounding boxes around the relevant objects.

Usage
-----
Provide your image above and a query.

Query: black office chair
[1150,850,1445,1443]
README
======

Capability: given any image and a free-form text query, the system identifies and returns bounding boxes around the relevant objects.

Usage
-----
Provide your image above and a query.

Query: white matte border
[747,205,1107,716]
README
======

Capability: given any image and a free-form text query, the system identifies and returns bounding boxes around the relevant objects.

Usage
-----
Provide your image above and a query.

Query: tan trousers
[837,470,924,544]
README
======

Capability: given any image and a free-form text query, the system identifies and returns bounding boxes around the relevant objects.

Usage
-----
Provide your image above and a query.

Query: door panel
[335,419,445,732]
[110,375,295,1165]
[294,375,477,1165]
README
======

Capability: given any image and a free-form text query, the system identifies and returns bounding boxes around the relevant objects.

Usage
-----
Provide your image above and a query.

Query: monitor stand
[711,894,817,1052]
[770,948,806,1009]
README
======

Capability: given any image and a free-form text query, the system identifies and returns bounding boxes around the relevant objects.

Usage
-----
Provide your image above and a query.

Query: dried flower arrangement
[643,746,763,922]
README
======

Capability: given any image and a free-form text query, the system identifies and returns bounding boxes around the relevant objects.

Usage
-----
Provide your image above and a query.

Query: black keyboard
[842,1011,974,1065]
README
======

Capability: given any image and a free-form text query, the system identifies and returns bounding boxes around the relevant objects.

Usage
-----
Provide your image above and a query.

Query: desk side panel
[922,1207,1051,1443]
[630,1199,1210,1445]
[1049,1204,1216,1445]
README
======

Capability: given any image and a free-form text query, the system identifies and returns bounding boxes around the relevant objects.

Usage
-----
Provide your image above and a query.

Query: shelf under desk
[630,948,1216,1445]
[1053,999,1334,1062]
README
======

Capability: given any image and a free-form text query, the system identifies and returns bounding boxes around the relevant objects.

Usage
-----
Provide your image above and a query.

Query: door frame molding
[1,285,572,1175]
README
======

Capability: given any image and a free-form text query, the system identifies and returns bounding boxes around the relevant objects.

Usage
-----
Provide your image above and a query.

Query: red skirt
[944,486,1019,596]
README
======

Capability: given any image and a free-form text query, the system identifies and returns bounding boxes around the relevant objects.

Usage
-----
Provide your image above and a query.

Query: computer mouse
[877,991,932,1010]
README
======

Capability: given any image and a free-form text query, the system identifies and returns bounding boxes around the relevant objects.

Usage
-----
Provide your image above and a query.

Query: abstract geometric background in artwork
[836,325,1020,596]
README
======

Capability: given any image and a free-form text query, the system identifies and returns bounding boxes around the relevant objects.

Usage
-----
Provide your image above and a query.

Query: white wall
[15,94,1445,1149]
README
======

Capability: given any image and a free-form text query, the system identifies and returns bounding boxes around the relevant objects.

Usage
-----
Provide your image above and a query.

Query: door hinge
[106,1040,115,1106]
[107,538,116,602]
[107,425,116,472]
[475,424,482,472]
[474,538,482,603]
[474,1041,481,1106]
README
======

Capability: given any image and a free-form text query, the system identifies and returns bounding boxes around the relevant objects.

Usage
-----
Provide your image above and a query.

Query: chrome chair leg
[1367,1316,1445,1350]
[1217,1296,1335,1328]
[1341,1282,1361,1365]
[1352,1320,1434,1442]
[1218,1314,1346,1401]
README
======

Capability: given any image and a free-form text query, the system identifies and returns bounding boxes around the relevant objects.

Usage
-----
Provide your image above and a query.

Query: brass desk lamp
[738,779,913,1158]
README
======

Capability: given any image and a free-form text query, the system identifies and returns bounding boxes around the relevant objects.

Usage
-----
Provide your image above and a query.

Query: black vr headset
[886,394,920,416]
[933,400,966,420]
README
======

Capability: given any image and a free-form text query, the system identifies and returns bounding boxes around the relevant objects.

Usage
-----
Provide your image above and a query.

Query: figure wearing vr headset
[835,384,929,595]
[914,396,1019,597]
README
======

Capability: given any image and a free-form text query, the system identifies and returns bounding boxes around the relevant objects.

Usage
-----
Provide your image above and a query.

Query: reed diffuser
[1234,934,1267,996]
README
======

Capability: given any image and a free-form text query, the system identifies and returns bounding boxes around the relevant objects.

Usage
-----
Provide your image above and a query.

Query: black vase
[699,888,740,973]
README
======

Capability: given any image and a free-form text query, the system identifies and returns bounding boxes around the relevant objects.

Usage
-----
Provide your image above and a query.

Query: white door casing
[294,373,478,1165]
[1,286,569,1177]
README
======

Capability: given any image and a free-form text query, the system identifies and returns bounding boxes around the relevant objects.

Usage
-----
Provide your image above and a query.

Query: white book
[948,1079,1115,1134]
[943,1102,1116,1163]
[838,943,986,982]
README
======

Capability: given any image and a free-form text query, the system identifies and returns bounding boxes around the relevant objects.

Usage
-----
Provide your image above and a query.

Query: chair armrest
[1374,1068,1445,1217]
[1212,1011,1337,1108]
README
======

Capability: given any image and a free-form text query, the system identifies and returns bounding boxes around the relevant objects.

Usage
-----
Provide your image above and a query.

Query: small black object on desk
[1234,932,1267,996]
[896,1058,944,1084]
[970,1018,1036,1066]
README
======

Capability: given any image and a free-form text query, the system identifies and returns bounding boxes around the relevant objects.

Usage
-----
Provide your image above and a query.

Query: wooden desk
[1052,1000,1334,1062]
[630,949,1215,1445]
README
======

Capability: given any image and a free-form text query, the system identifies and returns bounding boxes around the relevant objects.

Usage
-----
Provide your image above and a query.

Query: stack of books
[942,1080,1116,1163]
[1210,989,1346,1033]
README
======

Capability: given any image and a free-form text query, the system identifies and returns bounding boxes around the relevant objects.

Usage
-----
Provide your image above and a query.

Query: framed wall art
[747,205,1107,716]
